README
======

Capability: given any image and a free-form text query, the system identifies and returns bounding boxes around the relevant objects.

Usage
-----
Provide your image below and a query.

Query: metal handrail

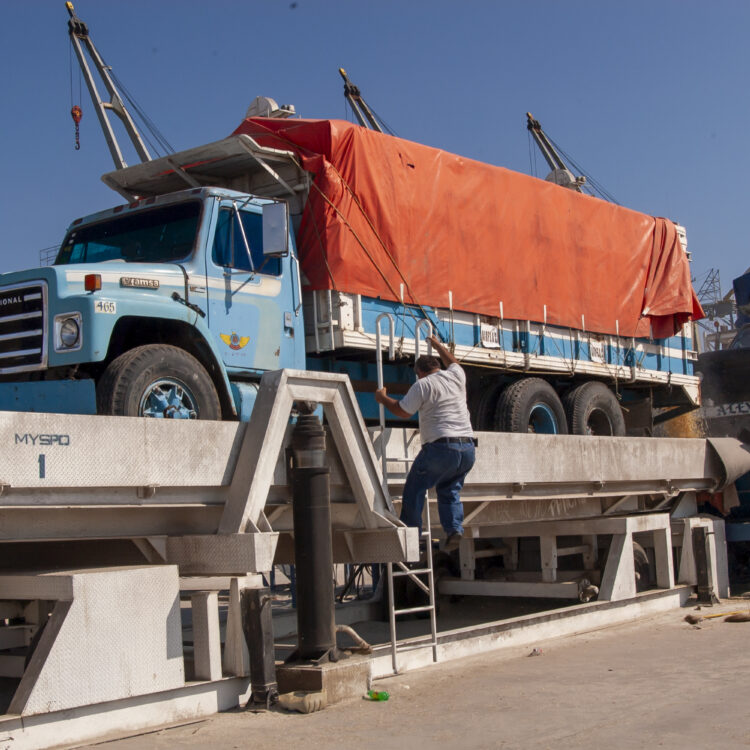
[375,311,395,433]
[415,319,433,358]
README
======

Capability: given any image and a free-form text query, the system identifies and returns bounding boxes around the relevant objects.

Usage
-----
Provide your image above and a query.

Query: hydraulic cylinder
[290,414,335,661]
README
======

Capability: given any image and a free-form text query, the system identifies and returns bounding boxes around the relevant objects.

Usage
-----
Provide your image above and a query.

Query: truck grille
[0,282,47,374]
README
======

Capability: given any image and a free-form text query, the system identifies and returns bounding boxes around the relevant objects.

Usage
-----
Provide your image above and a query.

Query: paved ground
[84,597,750,750]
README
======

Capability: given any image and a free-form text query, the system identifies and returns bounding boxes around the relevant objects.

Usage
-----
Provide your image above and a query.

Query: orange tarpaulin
[233,117,703,338]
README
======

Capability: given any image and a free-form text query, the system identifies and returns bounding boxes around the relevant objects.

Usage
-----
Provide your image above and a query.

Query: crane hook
[71,105,82,150]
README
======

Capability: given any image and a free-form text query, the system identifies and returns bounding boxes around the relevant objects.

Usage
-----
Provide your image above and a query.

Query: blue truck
[0,129,701,435]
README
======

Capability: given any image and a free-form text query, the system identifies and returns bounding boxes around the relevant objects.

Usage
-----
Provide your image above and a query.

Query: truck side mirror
[262,202,289,257]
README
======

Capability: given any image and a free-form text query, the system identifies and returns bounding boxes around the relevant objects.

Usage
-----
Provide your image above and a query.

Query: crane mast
[66,1,151,169]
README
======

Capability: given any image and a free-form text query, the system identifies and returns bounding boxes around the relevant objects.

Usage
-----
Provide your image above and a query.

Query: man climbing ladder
[374,334,476,550]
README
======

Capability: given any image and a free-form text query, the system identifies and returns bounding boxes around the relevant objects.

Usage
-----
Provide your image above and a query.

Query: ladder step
[392,567,432,577]
[393,604,435,616]
[392,572,431,595]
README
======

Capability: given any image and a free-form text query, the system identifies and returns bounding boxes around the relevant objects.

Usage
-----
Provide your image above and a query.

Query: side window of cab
[211,207,281,276]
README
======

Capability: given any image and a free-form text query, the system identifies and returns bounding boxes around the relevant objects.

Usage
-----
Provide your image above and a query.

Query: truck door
[205,202,289,373]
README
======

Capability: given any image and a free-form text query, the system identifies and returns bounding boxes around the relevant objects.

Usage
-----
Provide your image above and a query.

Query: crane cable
[527,130,538,177]
[526,121,619,204]
[545,133,620,204]
[66,31,174,158]
[346,101,398,137]
[108,68,175,156]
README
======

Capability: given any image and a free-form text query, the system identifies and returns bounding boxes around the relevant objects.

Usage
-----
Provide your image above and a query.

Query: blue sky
[1,1,748,299]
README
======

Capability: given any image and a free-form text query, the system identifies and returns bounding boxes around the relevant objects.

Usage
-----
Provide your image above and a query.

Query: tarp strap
[304,189,337,288]
[308,180,435,340]
[326,162,435,326]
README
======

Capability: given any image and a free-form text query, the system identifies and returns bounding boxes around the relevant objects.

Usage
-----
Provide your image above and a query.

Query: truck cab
[0,186,305,419]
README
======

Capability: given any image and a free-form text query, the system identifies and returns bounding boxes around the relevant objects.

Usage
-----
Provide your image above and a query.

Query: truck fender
[107,313,238,417]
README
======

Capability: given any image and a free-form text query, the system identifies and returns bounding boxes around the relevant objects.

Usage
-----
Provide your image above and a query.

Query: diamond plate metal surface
[0,411,243,488]
[332,527,418,563]
[372,427,739,488]
[166,533,279,575]
[11,566,184,715]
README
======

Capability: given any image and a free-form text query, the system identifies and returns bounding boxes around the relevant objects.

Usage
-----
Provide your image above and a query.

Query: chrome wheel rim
[139,378,198,419]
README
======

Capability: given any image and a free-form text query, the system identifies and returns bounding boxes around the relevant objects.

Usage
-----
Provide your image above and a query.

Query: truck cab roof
[101,133,311,215]
[66,186,266,232]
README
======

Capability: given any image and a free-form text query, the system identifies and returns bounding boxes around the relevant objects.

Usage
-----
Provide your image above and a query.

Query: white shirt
[399,363,474,444]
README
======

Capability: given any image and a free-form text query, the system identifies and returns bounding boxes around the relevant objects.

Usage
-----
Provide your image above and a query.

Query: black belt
[430,437,475,445]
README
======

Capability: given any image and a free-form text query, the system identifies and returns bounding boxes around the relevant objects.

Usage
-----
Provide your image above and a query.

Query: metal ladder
[385,498,439,673]
[376,314,439,674]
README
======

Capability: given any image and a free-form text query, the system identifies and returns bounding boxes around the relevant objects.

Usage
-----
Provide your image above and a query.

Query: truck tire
[97,344,221,420]
[473,382,505,431]
[494,378,568,434]
[563,381,625,436]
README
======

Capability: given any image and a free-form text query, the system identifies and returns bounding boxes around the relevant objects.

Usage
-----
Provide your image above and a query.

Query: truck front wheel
[97,345,221,420]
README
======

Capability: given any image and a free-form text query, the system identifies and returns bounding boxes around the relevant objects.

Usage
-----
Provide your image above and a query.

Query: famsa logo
[15,433,71,446]
[120,277,160,289]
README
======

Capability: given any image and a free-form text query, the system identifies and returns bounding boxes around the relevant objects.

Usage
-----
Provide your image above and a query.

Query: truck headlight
[54,313,82,352]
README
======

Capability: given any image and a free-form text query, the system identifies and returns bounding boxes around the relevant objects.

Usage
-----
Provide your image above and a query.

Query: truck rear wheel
[97,345,221,420]
[473,382,505,431]
[494,378,568,434]
[563,381,625,436]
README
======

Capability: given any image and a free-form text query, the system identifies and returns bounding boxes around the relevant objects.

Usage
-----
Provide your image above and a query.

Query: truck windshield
[55,202,201,265]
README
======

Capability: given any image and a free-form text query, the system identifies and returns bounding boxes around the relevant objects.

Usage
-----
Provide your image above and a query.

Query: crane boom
[526,112,586,192]
[339,68,384,133]
[66,1,151,169]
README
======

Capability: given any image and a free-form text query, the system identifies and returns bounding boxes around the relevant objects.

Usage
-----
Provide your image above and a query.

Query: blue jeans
[401,441,476,535]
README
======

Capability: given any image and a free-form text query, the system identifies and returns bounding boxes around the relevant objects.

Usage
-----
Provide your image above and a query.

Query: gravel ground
[82,598,750,750]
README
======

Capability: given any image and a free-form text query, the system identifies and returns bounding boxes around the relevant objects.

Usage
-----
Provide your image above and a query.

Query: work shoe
[444,532,463,552]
